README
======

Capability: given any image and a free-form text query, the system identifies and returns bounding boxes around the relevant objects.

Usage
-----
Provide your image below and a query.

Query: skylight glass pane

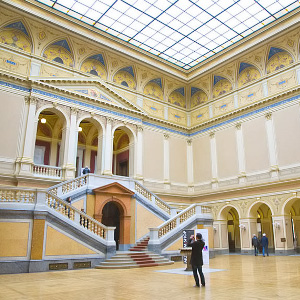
[78,0,94,5]
[57,0,75,6]
[68,10,82,20]
[72,3,88,14]
[53,4,69,13]
[34,0,298,69]
[101,15,115,27]
[38,0,54,5]
[92,2,109,14]
[85,9,102,20]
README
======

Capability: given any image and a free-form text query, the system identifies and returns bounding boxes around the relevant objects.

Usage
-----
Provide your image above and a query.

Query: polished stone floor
[0,255,299,300]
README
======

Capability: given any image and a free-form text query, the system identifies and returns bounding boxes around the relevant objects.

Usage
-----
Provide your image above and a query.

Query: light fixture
[213,226,217,232]
[274,222,280,229]
[239,224,246,230]
[41,118,46,123]
[78,127,82,132]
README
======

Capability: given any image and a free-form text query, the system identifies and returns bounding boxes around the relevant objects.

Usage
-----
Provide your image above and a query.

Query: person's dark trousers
[254,246,258,256]
[192,265,205,286]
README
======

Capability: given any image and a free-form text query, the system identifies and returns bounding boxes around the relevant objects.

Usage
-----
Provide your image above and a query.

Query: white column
[49,140,58,166]
[135,126,144,180]
[187,139,194,192]
[19,96,38,175]
[103,118,113,175]
[97,133,104,175]
[236,123,246,184]
[84,147,91,168]
[265,112,279,178]
[62,108,77,179]
[163,133,170,189]
[210,132,218,189]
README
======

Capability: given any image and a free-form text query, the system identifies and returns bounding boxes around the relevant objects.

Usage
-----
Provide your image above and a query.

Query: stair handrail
[48,174,89,196]
[48,174,172,216]
[154,204,212,239]
[46,192,109,239]
[134,181,172,215]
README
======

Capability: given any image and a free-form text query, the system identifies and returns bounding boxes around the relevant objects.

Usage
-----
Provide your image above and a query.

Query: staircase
[95,237,174,269]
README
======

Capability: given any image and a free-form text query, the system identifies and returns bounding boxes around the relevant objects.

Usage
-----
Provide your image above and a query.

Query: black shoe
[194,285,200,288]
[202,284,205,287]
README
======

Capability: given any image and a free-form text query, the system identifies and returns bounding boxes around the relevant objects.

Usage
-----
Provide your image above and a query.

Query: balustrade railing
[134,181,171,215]
[46,193,106,239]
[33,164,62,179]
[0,189,35,203]
[157,204,212,238]
[61,175,88,194]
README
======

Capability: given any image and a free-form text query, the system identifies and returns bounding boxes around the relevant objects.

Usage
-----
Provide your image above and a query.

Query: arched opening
[77,119,102,176]
[227,207,241,253]
[101,201,121,250]
[284,198,300,253]
[218,206,241,253]
[34,109,64,169]
[250,203,274,253]
[112,128,130,177]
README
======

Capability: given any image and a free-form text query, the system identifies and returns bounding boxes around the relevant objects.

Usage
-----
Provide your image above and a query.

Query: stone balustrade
[33,164,62,179]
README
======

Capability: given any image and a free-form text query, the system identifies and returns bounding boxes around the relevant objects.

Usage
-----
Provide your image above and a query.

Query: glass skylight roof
[35,0,300,70]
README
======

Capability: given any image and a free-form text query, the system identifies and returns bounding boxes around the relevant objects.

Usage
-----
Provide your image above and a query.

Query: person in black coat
[82,166,90,175]
[260,233,269,257]
[252,234,259,256]
[187,232,205,287]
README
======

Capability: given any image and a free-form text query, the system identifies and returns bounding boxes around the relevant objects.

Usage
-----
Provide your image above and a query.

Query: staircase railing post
[35,191,47,210]
[195,204,202,215]
[148,228,160,254]
[170,208,177,217]
[106,226,116,258]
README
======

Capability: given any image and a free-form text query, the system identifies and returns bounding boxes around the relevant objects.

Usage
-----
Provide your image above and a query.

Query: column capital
[71,107,78,115]
[164,133,169,140]
[25,95,38,105]
[209,131,215,138]
[106,117,113,125]
[236,123,242,130]
[265,112,272,120]
[187,139,192,145]
[137,125,144,132]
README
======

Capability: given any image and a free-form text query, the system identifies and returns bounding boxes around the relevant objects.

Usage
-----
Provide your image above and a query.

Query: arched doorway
[249,202,274,253]
[101,201,121,250]
[218,206,241,253]
[227,207,241,253]
[77,119,102,176]
[34,109,63,167]
[284,198,300,253]
[112,128,131,177]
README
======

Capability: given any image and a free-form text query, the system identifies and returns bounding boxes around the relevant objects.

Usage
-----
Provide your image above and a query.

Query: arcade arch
[76,118,104,176]
[34,109,65,168]
[249,202,274,252]
[283,197,300,253]
[112,126,135,177]
[219,206,241,253]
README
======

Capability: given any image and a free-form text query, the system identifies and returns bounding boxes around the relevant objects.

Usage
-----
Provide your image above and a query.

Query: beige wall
[216,127,238,179]
[136,203,164,240]
[0,90,24,159]
[143,129,164,181]
[169,136,187,183]
[243,116,269,173]
[193,135,212,182]
[273,105,300,167]
[0,221,30,257]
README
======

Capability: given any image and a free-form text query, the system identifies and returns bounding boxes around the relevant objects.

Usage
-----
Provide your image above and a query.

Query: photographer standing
[187,233,206,287]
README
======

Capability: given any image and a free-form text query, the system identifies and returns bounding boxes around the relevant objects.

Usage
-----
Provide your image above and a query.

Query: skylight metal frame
[34,0,300,70]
